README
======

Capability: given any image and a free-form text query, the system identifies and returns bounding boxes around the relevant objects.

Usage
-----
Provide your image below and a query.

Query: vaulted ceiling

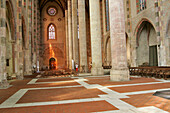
[38,0,89,17]
[38,0,66,12]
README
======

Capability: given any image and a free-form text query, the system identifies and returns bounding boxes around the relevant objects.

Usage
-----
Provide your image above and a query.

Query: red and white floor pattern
[0,75,169,113]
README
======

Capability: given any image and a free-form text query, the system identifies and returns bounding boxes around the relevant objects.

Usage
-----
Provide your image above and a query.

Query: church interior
[0,0,170,112]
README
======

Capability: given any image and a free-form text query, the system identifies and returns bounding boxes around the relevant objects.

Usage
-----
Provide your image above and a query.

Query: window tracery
[48,7,57,16]
[48,24,56,40]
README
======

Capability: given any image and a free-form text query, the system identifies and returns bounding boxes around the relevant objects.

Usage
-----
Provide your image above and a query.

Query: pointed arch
[6,0,16,41]
[134,18,156,47]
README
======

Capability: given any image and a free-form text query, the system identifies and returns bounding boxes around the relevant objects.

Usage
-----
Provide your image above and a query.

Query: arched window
[137,0,146,13]
[48,24,56,40]
[105,0,110,31]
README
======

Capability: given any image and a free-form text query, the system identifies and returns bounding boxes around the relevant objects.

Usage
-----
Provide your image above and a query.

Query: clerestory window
[137,0,147,13]
[105,0,110,31]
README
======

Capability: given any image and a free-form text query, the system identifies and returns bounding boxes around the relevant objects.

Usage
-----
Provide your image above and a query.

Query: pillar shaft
[109,0,129,81]
[89,0,103,75]
[16,0,24,80]
[68,0,73,70]
[24,0,33,75]
[78,0,88,72]
[72,0,79,65]
[32,0,37,68]
[65,10,69,69]
[0,0,8,85]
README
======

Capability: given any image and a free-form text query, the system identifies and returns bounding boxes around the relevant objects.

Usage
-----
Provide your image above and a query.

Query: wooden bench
[129,66,170,80]
[103,66,112,69]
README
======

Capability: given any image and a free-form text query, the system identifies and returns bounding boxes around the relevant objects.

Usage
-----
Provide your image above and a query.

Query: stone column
[0,0,9,88]
[109,0,129,81]
[25,49,32,75]
[16,0,24,80]
[27,0,33,74]
[89,0,104,75]
[78,0,88,72]
[68,0,73,70]
[65,10,69,69]
[72,0,79,65]
[32,0,37,70]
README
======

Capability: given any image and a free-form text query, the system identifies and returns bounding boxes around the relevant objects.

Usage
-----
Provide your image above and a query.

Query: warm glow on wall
[49,43,57,69]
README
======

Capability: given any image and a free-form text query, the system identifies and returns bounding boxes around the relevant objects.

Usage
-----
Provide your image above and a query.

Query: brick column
[24,0,33,75]
[72,0,79,66]
[109,0,129,81]
[65,10,69,69]
[89,0,104,75]
[32,0,37,70]
[0,0,9,88]
[78,0,88,72]
[16,0,24,80]
[68,0,73,70]
[155,0,166,66]
[37,2,40,72]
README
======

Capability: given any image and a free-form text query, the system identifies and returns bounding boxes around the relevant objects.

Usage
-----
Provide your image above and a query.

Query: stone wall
[129,0,158,66]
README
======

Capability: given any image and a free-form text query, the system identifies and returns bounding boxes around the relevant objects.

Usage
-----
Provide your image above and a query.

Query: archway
[136,20,158,66]
[6,0,16,77]
[22,17,27,73]
[49,58,57,70]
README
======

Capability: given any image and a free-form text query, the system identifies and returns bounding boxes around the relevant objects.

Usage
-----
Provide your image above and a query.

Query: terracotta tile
[0,101,117,113]
[109,82,170,93]
[121,93,170,112]
[86,77,161,86]
[17,87,106,103]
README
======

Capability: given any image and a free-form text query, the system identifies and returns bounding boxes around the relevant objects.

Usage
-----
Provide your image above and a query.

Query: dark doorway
[49,57,56,70]
[149,45,158,66]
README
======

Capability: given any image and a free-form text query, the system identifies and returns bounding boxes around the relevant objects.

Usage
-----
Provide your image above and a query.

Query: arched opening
[136,21,158,66]
[40,1,66,70]
[49,57,57,70]
[126,33,131,67]
[6,0,16,77]
[22,17,27,73]
[6,23,13,77]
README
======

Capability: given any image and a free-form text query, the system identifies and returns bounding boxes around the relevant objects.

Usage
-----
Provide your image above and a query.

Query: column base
[80,65,88,73]
[110,69,130,81]
[11,73,17,78]
[91,67,104,76]
[0,79,9,88]
[24,71,32,76]
[16,74,24,80]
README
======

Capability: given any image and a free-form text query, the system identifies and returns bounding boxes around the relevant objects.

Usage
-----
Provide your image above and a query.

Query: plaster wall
[137,27,149,66]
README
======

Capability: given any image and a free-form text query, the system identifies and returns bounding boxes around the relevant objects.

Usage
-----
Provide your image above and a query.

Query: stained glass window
[139,0,146,11]
[48,24,55,40]
[137,0,146,13]
[48,7,57,16]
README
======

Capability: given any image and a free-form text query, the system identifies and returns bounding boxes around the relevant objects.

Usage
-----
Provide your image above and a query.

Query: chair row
[129,66,170,80]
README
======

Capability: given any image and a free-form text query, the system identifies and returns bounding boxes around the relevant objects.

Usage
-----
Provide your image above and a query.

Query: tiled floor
[0,75,170,113]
